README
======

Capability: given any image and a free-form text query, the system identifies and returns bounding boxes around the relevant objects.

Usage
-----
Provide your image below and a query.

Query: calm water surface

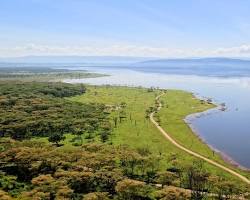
[65,67,250,168]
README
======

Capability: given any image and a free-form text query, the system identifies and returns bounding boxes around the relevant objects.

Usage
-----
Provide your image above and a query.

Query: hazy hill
[1,56,250,77]
[133,57,250,77]
[0,55,154,65]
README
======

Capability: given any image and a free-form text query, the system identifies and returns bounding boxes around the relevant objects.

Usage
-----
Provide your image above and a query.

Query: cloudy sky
[1,0,250,57]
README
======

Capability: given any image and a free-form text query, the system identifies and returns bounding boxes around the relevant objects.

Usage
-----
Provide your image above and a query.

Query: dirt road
[150,93,250,184]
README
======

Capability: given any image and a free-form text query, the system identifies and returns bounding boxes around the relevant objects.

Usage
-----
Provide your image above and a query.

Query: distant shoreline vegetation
[0,67,108,81]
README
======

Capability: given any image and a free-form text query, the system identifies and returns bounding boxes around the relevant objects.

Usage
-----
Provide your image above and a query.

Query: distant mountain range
[1,56,250,66]
[134,57,250,77]
[1,56,250,77]
[0,56,155,65]
[137,57,250,66]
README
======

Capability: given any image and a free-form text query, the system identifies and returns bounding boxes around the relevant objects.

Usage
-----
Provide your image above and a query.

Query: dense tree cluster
[0,140,189,199]
[0,140,248,199]
[0,81,86,97]
[0,67,68,74]
[0,67,104,81]
[0,82,110,141]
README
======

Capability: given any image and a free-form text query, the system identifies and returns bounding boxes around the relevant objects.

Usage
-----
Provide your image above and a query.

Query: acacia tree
[99,121,112,143]
[100,131,109,143]
[73,123,88,145]
[155,186,190,200]
[0,190,12,200]
[119,110,127,123]
[48,133,65,146]
[113,117,118,128]
[211,176,243,200]
[157,171,178,188]
[185,161,210,200]
[115,179,153,200]
[84,192,110,200]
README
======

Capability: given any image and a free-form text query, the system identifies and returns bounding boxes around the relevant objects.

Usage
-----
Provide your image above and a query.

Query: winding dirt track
[150,93,250,185]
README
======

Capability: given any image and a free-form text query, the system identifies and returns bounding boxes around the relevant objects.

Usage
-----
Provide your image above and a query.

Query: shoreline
[64,77,250,171]
[184,100,250,171]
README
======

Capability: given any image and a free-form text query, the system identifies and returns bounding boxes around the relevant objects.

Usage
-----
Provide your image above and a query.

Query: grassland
[70,85,250,187]
[158,91,250,180]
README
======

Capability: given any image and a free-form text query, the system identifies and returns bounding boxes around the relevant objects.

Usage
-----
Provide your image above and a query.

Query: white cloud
[1,43,250,58]
[213,44,250,55]
[0,43,186,57]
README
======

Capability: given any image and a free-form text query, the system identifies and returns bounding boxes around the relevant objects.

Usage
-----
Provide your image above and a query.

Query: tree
[119,110,127,123]
[99,121,111,143]
[113,117,118,128]
[120,152,140,176]
[145,157,160,183]
[207,98,212,104]
[157,171,178,188]
[73,127,86,145]
[211,176,243,200]
[137,147,151,157]
[68,172,94,193]
[115,179,153,200]
[100,131,109,143]
[84,192,110,200]
[147,87,154,92]
[92,169,123,194]
[0,190,12,200]
[48,133,65,146]
[120,102,127,108]
[155,186,190,200]
[184,161,210,200]
[21,174,73,200]
[0,173,28,197]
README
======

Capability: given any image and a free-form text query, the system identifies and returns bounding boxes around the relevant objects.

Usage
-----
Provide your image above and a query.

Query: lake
[65,67,250,169]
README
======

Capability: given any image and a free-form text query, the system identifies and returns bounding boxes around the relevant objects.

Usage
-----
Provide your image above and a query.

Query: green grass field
[69,85,250,187]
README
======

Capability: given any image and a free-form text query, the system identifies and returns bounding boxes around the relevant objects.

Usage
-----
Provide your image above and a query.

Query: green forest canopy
[0,82,109,141]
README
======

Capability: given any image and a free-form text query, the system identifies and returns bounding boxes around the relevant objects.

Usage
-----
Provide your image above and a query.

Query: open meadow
[70,85,250,185]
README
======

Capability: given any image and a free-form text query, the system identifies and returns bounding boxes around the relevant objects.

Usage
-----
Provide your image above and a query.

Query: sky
[1,0,250,58]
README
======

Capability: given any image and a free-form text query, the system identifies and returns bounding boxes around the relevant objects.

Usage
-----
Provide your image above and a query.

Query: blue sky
[1,0,250,57]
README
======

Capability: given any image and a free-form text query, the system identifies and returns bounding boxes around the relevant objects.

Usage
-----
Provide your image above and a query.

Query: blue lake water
[65,67,250,169]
